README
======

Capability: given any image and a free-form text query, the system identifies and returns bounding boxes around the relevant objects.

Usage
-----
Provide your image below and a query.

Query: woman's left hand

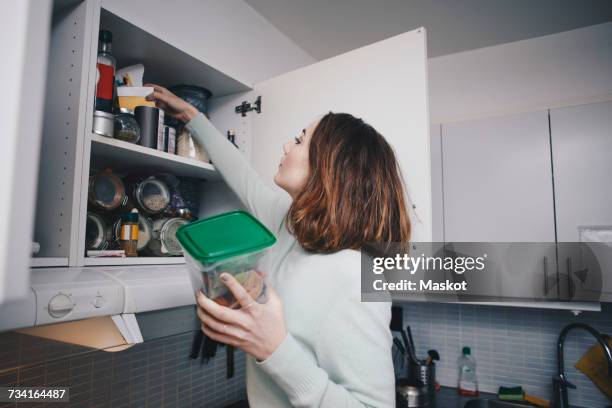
[196,272,287,362]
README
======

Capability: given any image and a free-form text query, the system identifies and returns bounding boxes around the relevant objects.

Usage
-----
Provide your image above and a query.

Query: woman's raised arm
[146,84,289,233]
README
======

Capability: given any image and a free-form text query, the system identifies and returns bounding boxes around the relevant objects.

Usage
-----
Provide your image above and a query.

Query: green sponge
[498,386,524,401]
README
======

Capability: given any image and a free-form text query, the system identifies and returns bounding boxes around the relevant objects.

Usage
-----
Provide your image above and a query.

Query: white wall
[428,22,612,124]
[101,0,315,86]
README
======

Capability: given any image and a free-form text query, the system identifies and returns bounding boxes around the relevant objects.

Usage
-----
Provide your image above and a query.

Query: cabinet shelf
[84,256,186,266]
[90,133,221,181]
[100,8,251,97]
[30,257,69,268]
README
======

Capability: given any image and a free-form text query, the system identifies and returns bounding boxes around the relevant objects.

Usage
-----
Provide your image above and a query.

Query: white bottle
[457,346,479,396]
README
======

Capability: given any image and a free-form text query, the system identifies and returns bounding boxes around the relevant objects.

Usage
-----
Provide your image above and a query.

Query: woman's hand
[196,273,287,362]
[145,83,199,123]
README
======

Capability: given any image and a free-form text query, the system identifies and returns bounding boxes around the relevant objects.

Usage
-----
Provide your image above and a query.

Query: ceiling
[243,0,612,60]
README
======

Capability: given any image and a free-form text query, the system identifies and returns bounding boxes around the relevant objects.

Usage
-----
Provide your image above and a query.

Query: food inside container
[176,210,276,308]
[130,176,171,215]
[112,213,153,252]
[85,212,113,250]
[114,111,140,143]
[147,217,188,256]
[89,169,127,211]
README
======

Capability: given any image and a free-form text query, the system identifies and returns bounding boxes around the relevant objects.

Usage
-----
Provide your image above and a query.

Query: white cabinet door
[441,111,557,300]
[251,28,432,242]
[0,1,51,304]
[550,101,612,301]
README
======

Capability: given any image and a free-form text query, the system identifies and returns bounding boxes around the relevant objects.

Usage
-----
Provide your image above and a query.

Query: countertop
[434,386,496,407]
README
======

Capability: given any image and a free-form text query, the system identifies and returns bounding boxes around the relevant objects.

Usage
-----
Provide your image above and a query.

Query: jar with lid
[114,111,140,143]
[118,209,139,257]
[129,176,171,215]
[89,169,127,211]
[85,212,113,250]
[146,217,188,256]
[112,213,153,253]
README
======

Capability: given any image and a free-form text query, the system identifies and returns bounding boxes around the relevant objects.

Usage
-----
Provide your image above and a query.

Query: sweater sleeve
[256,275,395,407]
[185,113,290,233]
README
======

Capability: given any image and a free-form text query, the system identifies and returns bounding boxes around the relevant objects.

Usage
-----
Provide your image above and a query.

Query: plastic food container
[176,211,276,308]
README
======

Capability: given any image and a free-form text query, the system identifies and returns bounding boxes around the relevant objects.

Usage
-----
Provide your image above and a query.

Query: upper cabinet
[1,0,432,326]
[251,29,432,242]
[440,111,556,301]
[442,110,555,242]
[0,0,52,304]
[550,101,612,301]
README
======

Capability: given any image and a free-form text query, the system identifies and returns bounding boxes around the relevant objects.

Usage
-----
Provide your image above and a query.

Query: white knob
[48,294,74,318]
[93,295,105,308]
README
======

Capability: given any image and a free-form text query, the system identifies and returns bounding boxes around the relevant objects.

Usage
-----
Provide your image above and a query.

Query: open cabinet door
[0,1,51,303]
[251,28,431,241]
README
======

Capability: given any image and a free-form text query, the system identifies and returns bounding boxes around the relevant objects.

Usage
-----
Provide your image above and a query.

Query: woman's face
[274,119,319,198]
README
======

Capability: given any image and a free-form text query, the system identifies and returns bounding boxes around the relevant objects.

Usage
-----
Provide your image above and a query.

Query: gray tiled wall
[0,330,246,408]
[398,301,612,408]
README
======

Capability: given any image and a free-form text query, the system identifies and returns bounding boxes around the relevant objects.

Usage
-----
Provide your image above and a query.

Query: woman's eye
[294,137,302,144]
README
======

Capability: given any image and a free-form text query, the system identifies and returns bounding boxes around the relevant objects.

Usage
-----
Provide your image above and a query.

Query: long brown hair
[286,112,411,254]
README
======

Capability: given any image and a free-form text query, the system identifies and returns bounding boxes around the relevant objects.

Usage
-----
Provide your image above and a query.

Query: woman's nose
[283,141,291,154]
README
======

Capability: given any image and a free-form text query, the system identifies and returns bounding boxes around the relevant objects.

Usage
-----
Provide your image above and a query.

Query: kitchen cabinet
[1,0,431,328]
[550,101,612,301]
[440,110,557,300]
[0,0,52,304]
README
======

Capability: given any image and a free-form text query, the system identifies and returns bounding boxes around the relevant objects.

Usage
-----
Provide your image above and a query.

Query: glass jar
[176,129,210,162]
[130,176,171,215]
[112,213,153,252]
[88,169,127,211]
[114,111,140,143]
[85,212,113,250]
[146,217,188,256]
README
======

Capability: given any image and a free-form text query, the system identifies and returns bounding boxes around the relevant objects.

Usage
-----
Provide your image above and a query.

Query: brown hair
[286,112,411,255]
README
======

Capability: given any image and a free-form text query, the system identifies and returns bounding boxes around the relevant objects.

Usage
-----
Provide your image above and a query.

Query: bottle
[120,209,139,257]
[457,346,479,396]
[95,30,116,112]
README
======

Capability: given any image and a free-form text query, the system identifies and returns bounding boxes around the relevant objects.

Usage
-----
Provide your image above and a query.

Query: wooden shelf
[84,257,186,266]
[90,133,221,181]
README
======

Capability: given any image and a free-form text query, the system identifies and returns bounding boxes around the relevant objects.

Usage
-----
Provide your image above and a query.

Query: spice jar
[89,168,127,211]
[146,217,188,256]
[119,209,139,257]
[112,213,153,252]
[114,111,140,143]
[130,176,171,215]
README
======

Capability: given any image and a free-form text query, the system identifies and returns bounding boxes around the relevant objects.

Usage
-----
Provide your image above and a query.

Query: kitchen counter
[434,386,587,408]
[434,386,496,407]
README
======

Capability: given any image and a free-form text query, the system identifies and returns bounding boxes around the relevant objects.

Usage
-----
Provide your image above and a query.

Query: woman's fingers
[196,291,247,326]
[220,273,257,310]
[198,309,245,342]
[201,323,239,347]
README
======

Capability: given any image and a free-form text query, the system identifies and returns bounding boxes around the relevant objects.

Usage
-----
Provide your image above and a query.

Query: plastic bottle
[120,209,139,257]
[457,346,479,396]
[95,30,116,112]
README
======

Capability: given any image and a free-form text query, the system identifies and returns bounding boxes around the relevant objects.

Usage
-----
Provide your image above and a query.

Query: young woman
[147,84,411,408]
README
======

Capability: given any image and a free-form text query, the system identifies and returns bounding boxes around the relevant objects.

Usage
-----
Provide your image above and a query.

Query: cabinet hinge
[235,96,261,117]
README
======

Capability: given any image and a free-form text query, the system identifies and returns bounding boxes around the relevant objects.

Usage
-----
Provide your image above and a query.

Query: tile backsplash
[0,330,246,408]
[398,301,612,408]
[2,302,611,407]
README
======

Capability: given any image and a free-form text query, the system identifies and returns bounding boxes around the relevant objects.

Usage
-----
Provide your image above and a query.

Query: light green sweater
[187,114,395,408]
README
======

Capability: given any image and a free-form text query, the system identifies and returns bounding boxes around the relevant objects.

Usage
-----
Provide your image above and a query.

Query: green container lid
[176,210,276,264]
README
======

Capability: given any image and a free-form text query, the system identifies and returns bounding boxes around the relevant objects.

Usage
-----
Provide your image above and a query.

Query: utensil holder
[407,358,436,404]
